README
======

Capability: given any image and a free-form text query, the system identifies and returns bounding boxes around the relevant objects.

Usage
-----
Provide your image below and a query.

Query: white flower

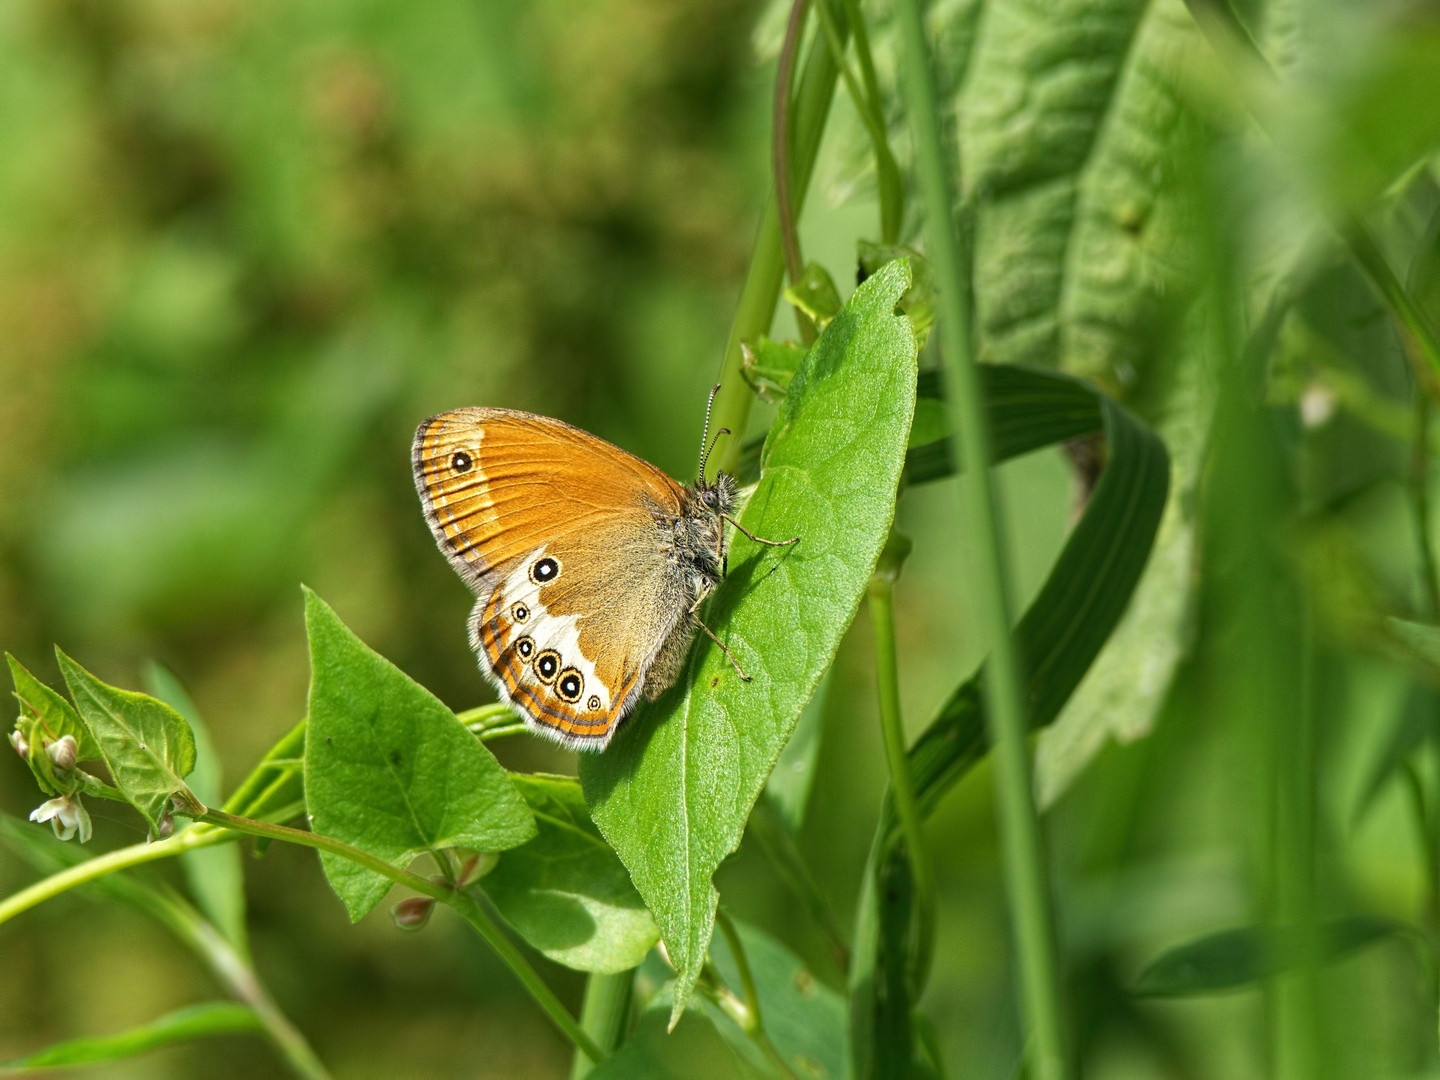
[8,729,28,758]
[30,795,92,843]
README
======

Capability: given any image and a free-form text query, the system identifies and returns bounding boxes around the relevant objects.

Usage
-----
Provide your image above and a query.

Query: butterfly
[412,388,798,751]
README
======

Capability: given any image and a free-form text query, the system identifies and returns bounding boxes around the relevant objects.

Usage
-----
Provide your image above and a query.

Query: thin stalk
[774,0,812,287]
[892,3,1069,1079]
[145,891,333,1080]
[714,911,799,1080]
[868,551,934,989]
[1402,762,1440,936]
[708,7,845,479]
[748,796,851,974]
[0,824,234,928]
[179,810,601,1062]
[814,0,904,245]
[1412,387,1440,618]
[570,971,634,1080]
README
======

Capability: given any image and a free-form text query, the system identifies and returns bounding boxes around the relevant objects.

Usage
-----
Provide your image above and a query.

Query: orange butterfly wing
[413,408,689,749]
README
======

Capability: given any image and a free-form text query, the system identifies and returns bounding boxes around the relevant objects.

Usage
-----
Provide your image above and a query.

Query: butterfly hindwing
[414,409,690,749]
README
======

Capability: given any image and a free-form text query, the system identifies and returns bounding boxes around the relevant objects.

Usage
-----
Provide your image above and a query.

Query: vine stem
[868,534,935,989]
[712,911,799,1080]
[892,2,1069,1079]
[187,809,604,1065]
[570,971,633,1080]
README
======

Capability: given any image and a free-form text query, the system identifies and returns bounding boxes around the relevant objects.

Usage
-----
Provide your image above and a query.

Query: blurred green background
[3,0,1440,1077]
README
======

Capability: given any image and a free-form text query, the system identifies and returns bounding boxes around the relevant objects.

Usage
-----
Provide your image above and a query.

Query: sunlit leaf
[302,588,536,920]
[55,648,199,832]
[581,259,919,1019]
[483,773,658,974]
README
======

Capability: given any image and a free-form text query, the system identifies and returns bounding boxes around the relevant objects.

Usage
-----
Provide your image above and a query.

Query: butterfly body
[412,407,741,751]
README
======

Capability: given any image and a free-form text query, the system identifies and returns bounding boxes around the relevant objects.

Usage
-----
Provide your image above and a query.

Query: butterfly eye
[534,650,560,683]
[515,636,535,659]
[587,695,602,711]
[556,669,584,703]
[530,557,560,585]
[450,450,473,473]
[701,490,717,508]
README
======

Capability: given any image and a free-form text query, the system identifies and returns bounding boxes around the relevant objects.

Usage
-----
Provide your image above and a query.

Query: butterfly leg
[721,513,800,548]
[692,614,752,682]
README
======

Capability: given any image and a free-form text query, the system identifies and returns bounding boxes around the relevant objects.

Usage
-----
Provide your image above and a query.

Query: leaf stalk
[892,2,1070,1078]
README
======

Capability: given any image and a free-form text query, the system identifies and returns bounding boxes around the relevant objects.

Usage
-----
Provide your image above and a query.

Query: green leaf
[707,918,847,1080]
[741,336,808,403]
[55,648,199,832]
[783,260,843,328]
[585,1007,768,1080]
[223,717,306,822]
[143,662,249,953]
[1134,917,1409,997]
[581,259,919,1019]
[858,242,935,348]
[7,654,103,798]
[302,588,536,920]
[1354,683,1440,821]
[960,0,1200,388]
[1389,616,1440,668]
[0,1002,260,1070]
[851,374,1170,1078]
[483,773,658,974]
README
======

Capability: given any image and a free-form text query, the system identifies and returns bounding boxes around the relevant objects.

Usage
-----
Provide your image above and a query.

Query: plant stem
[224,719,306,814]
[775,0,812,288]
[146,890,333,1080]
[713,911,799,1080]
[570,971,633,1080]
[709,4,844,480]
[892,3,1069,1078]
[0,825,234,928]
[814,0,904,245]
[187,809,603,1064]
[868,539,935,990]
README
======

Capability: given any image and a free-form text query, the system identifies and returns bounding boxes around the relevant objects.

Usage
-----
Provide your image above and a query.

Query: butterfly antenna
[700,427,731,481]
[698,383,722,477]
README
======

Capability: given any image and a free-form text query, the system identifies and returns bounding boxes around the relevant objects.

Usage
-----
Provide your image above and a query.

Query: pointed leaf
[581,259,918,1018]
[55,649,198,831]
[1134,917,1408,997]
[8,653,103,765]
[0,1003,260,1070]
[144,662,248,952]
[483,773,658,973]
[302,588,536,920]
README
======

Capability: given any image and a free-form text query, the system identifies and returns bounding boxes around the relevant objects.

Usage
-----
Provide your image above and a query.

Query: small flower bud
[154,812,174,840]
[390,896,436,931]
[9,729,29,758]
[456,851,499,887]
[45,734,77,774]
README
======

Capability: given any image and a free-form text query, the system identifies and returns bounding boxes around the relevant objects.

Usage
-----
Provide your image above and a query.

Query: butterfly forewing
[413,408,689,749]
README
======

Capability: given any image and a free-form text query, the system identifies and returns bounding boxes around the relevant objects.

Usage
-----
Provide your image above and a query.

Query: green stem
[0,825,234,928]
[224,719,306,814]
[892,3,1069,1079]
[774,0,813,288]
[188,810,603,1064]
[145,890,333,1080]
[708,3,844,479]
[815,0,904,245]
[1412,388,1440,619]
[867,543,935,990]
[713,912,799,1080]
[570,971,634,1080]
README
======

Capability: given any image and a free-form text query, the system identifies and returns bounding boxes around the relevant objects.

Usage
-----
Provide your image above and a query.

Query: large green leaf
[580,260,919,1019]
[483,773,658,974]
[144,662,249,954]
[959,0,1200,388]
[55,649,199,832]
[302,588,536,920]
[850,373,1170,1078]
[585,1008,767,1080]
[0,1003,261,1070]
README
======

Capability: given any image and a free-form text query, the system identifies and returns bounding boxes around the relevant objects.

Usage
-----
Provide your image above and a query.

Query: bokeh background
[2,0,1439,1077]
